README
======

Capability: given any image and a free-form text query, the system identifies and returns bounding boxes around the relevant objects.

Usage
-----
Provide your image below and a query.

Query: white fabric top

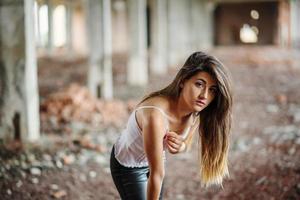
[114,106,170,168]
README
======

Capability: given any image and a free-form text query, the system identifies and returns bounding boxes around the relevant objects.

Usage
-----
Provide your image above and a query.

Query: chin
[193,105,205,112]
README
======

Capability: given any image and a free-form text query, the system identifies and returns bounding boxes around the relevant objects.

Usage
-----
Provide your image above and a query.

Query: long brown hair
[141,51,233,187]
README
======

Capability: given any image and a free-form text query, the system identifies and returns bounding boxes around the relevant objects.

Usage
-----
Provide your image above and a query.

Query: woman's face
[180,71,218,112]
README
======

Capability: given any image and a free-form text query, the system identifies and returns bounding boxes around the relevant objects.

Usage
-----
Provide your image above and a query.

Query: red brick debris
[40,84,138,131]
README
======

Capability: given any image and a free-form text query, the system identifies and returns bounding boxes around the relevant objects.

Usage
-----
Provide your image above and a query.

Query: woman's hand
[164,131,186,154]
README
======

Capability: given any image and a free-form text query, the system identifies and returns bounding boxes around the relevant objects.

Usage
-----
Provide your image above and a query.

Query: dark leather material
[110,146,164,200]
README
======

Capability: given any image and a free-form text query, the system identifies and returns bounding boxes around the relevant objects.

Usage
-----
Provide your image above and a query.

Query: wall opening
[97,84,102,98]
[214,2,278,45]
[13,112,21,141]
[146,5,151,48]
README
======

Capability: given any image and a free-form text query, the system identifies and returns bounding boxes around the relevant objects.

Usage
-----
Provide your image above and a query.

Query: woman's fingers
[166,143,178,153]
[166,135,183,146]
[165,137,183,154]
[164,136,178,152]
[167,140,180,149]
[166,132,184,140]
[166,131,180,138]
[164,132,185,154]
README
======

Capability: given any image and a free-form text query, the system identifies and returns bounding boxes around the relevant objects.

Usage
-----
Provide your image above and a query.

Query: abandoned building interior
[1,0,300,199]
[0,0,300,150]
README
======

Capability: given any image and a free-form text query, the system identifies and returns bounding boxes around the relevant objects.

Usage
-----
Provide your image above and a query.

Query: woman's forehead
[191,71,217,86]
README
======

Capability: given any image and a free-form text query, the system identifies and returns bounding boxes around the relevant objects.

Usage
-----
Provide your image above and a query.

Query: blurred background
[0,0,300,199]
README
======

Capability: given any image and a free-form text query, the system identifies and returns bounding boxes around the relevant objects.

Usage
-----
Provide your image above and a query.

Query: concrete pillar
[66,1,73,52]
[24,0,40,141]
[149,0,168,75]
[47,0,54,52]
[0,0,40,142]
[85,0,113,99]
[86,0,103,97]
[290,0,300,48]
[35,2,42,47]
[190,0,215,51]
[112,0,128,54]
[127,0,148,86]
[167,0,191,67]
[278,0,291,47]
[102,0,113,99]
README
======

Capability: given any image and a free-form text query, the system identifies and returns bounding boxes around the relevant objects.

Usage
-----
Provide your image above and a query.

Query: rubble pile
[0,139,112,199]
[40,84,137,132]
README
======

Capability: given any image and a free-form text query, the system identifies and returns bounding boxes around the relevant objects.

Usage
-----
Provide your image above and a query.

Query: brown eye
[195,82,204,88]
[209,88,218,94]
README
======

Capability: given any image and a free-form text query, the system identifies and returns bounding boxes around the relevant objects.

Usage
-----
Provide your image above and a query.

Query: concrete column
[278,0,291,47]
[102,0,113,99]
[47,0,54,53]
[112,0,128,54]
[290,0,300,48]
[66,1,73,52]
[167,0,191,67]
[190,0,215,51]
[127,0,148,86]
[85,0,113,99]
[0,0,40,142]
[150,0,168,75]
[35,2,42,47]
[24,0,40,141]
[86,0,103,97]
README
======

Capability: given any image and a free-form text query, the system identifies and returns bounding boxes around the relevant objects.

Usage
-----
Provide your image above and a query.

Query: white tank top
[114,106,170,168]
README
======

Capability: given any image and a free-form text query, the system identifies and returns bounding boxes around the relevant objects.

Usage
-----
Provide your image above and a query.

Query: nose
[199,87,209,99]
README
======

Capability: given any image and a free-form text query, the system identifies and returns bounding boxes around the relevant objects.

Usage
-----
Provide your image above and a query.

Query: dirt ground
[1,46,300,200]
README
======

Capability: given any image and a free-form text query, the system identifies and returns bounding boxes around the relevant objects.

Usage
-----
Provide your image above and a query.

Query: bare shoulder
[139,96,170,110]
[136,96,171,130]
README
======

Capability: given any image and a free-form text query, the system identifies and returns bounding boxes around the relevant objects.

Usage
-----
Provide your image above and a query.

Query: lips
[196,100,206,106]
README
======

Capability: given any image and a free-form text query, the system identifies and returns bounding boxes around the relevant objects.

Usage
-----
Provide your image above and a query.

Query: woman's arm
[141,109,167,200]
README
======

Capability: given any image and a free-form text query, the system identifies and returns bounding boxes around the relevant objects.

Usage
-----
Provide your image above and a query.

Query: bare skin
[136,71,217,200]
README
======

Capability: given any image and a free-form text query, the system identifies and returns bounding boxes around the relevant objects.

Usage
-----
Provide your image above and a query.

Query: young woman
[110,51,233,200]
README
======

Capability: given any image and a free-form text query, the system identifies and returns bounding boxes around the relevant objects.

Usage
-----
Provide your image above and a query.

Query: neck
[169,96,193,122]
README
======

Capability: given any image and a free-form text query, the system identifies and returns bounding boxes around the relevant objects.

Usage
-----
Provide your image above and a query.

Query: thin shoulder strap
[135,106,170,130]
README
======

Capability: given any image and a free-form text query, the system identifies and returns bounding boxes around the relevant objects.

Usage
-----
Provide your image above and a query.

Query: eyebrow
[196,78,218,88]
[197,78,207,84]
